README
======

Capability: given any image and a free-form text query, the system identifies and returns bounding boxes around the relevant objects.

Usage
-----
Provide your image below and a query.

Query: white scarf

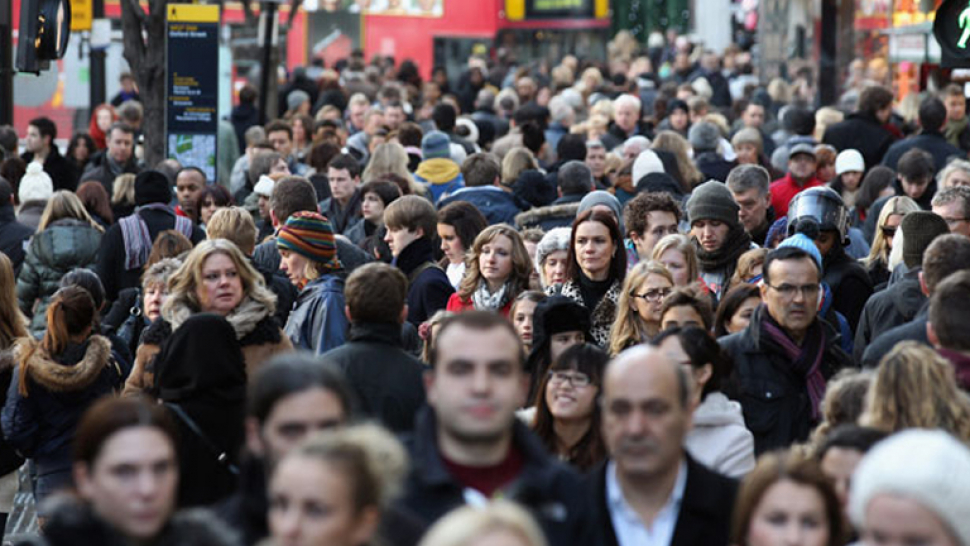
[471,281,509,312]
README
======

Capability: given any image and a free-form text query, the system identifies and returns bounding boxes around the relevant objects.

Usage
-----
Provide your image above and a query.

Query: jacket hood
[515,203,580,228]
[20,335,112,393]
[415,158,461,184]
[32,219,101,269]
[693,392,747,427]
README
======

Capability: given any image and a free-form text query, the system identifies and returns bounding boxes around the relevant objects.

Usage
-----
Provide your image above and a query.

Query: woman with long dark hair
[530,343,608,472]
[550,209,627,346]
[75,181,114,228]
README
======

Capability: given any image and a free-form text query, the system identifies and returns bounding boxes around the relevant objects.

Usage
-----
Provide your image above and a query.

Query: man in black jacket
[97,170,205,302]
[882,96,962,172]
[399,312,591,545]
[823,85,896,168]
[721,247,852,454]
[589,345,737,546]
[81,123,141,196]
[863,234,970,367]
[320,263,425,433]
[20,117,78,191]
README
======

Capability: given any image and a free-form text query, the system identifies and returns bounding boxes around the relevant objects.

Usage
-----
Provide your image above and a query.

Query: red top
[446,292,513,316]
[770,173,823,218]
[440,443,524,498]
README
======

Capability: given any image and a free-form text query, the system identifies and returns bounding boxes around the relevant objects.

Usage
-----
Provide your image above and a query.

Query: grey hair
[726,164,771,197]
[534,227,572,287]
[142,258,182,290]
[931,186,970,219]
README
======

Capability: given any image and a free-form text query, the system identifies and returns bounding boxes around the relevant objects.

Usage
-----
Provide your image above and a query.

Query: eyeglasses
[548,371,591,388]
[942,216,969,227]
[881,226,897,238]
[765,282,820,300]
[633,288,671,303]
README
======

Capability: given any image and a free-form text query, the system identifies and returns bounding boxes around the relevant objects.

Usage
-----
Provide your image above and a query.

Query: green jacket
[17,219,102,338]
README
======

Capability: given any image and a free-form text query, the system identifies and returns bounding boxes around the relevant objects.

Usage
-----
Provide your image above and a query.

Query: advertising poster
[316,0,443,17]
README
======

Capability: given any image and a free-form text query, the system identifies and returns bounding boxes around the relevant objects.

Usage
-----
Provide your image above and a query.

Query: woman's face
[736,143,760,165]
[75,427,177,542]
[747,480,830,546]
[279,249,311,286]
[542,250,569,287]
[575,221,615,281]
[944,169,970,189]
[73,139,91,162]
[841,171,863,191]
[670,109,689,131]
[659,248,691,286]
[632,273,673,325]
[883,214,903,250]
[727,297,761,334]
[512,299,538,347]
[269,455,377,546]
[661,305,705,332]
[545,367,598,422]
[479,234,514,290]
[200,197,220,226]
[143,283,168,322]
[549,330,585,363]
[437,224,464,266]
[97,108,113,132]
[862,494,960,546]
[816,162,836,184]
[360,192,386,224]
[293,119,307,143]
[196,253,244,316]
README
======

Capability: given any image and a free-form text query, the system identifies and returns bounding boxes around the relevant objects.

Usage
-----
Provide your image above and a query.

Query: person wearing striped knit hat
[277,211,349,354]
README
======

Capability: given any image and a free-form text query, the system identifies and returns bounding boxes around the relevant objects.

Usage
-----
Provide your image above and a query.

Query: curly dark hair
[623,191,683,238]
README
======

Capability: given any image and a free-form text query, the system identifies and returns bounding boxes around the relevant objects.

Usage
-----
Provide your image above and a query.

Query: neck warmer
[695,223,752,273]
[946,117,969,147]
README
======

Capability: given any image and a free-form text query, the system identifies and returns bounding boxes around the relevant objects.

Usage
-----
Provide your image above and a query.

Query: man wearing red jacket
[770,143,823,217]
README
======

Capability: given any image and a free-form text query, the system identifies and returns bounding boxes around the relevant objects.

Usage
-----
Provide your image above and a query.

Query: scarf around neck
[759,310,827,420]
[166,296,271,341]
[472,280,510,312]
[945,116,969,147]
[695,223,752,273]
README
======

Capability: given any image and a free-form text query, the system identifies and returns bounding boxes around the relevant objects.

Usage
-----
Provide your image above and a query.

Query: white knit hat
[835,149,865,175]
[849,429,970,546]
[253,175,275,198]
[632,149,664,186]
[18,163,53,203]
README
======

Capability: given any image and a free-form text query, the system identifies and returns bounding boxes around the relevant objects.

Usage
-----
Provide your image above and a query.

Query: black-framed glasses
[765,282,820,300]
[548,371,591,388]
[633,288,671,303]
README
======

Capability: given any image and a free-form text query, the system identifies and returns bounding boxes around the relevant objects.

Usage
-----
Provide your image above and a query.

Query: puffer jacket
[284,274,348,355]
[17,218,102,338]
[684,392,756,478]
[1,336,122,483]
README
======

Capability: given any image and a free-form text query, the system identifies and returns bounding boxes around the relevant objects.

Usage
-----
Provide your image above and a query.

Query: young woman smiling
[549,210,627,346]
[446,225,532,315]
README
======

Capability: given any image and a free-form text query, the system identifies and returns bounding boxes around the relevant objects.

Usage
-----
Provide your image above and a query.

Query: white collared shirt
[606,459,688,546]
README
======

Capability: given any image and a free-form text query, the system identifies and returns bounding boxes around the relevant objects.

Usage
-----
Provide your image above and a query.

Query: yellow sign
[71,0,93,31]
[506,0,526,21]
[167,4,220,23]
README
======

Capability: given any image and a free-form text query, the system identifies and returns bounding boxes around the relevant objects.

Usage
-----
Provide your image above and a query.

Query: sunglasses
[881,226,897,238]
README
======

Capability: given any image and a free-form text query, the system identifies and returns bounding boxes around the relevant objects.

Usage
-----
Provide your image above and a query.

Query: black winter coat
[720,306,852,454]
[230,103,259,155]
[822,247,873,334]
[586,454,738,546]
[320,322,426,432]
[398,408,594,546]
[823,112,897,168]
[853,268,925,362]
[79,151,140,197]
[881,130,964,172]
[0,205,34,275]
[97,207,205,302]
[393,238,454,326]
[21,148,79,192]
[861,307,931,368]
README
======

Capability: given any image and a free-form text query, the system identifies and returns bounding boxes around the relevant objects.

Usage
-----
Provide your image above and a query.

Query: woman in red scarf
[88,104,116,150]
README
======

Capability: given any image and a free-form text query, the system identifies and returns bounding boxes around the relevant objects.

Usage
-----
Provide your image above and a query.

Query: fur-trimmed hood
[27,495,241,546]
[19,335,114,393]
[514,202,580,229]
[165,296,273,341]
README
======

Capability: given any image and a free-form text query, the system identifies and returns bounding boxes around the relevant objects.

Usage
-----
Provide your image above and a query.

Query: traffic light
[16,0,72,74]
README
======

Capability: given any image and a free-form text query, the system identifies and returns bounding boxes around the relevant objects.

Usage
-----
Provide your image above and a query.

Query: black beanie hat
[528,295,592,362]
[902,211,950,268]
[135,170,172,206]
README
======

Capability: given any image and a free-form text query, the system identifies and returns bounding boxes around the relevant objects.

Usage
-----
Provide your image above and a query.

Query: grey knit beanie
[686,180,740,228]
[689,121,721,153]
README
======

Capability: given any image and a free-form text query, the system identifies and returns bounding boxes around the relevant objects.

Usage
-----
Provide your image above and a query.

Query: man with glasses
[932,186,970,238]
[720,246,852,454]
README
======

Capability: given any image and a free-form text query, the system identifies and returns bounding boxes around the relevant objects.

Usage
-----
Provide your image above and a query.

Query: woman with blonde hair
[861,341,970,443]
[17,191,103,338]
[652,233,701,288]
[937,158,970,189]
[362,141,423,195]
[123,238,292,395]
[266,424,408,546]
[109,172,137,220]
[730,247,768,286]
[861,195,919,287]
[609,261,674,355]
[502,147,539,186]
[418,501,548,546]
[813,107,845,142]
[446,224,532,315]
[652,130,703,191]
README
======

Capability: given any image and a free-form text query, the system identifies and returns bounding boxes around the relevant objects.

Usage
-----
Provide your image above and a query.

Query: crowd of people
[0,29,969,546]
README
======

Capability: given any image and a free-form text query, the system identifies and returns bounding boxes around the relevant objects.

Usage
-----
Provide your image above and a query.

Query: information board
[525,0,594,19]
[166,4,219,182]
